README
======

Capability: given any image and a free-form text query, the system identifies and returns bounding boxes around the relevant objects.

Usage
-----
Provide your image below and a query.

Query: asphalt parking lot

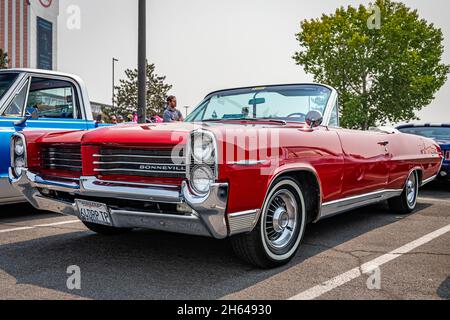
[0,184,448,300]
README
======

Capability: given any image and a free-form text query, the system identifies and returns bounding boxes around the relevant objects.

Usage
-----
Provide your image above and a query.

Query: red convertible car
[10,84,442,268]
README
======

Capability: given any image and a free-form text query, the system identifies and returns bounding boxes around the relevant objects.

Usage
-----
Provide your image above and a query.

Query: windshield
[398,126,450,141]
[0,73,19,101]
[185,85,332,123]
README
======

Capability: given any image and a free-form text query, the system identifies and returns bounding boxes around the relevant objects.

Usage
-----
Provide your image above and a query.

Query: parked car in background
[0,69,100,205]
[396,124,449,182]
[10,84,442,268]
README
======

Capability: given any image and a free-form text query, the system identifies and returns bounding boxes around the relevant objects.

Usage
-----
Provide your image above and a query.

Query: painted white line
[289,224,450,300]
[0,220,80,234]
[418,197,450,204]
[0,226,34,234]
[34,220,81,228]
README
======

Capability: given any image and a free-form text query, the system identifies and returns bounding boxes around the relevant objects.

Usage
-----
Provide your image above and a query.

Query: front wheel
[231,177,306,269]
[82,221,133,235]
[388,171,419,214]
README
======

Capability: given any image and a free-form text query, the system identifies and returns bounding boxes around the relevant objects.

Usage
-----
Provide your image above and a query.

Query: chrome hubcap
[406,173,417,206]
[265,189,298,250]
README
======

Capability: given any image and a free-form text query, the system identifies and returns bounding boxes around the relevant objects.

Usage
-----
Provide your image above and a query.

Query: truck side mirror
[14,109,39,127]
[305,110,323,128]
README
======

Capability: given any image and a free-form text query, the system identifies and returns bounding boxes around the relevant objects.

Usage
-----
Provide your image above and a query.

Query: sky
[57,0,450,123]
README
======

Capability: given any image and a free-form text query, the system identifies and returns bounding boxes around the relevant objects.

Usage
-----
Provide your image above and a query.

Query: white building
[0,0,59,70]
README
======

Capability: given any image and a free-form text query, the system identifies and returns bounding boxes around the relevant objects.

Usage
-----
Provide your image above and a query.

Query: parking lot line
[289,223,450,300]
[419,197,450,204]
[0,220,80,234]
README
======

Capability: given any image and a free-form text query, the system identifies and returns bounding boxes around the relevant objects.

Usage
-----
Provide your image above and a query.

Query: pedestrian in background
[163,96,184,123]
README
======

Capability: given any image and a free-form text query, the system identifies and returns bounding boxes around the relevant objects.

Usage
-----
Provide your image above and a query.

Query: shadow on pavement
[0,203,59,222]
[0,202,433,299]
[437,276,449,300]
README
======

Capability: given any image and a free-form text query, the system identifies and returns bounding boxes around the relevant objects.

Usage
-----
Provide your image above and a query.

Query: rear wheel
[82,222,133,235]
[231,177,306,269]
[388,171,419,214]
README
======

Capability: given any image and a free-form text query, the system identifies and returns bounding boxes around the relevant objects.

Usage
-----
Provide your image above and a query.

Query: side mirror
[305,110,323,128]
[13,109,39,127]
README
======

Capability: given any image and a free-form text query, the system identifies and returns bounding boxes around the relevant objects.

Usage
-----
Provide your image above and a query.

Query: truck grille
[42,145,82,172]
[94,147,186,178]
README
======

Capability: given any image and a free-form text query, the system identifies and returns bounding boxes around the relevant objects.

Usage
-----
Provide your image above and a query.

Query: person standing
[163,96,184,123]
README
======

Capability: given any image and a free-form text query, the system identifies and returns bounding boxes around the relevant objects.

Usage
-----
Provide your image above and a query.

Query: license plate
[75,199,112,226]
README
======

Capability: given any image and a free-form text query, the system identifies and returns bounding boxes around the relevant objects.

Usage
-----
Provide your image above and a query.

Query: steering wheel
[286,112,307,120]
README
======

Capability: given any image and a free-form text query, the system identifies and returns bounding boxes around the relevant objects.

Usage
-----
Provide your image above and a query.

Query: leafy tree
[293,0,449,130]
[0,49,8,69]
[103,62,172,119]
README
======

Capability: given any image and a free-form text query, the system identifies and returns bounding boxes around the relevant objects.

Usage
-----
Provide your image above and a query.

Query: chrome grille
[42,145,82,172]
[94,147,186,178]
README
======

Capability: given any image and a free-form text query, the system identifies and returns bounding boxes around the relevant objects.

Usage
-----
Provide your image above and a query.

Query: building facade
[0,0,59,70]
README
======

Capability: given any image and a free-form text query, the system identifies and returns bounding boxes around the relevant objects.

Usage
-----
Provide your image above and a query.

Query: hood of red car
[79,121,300,146]
[32,120,305,147]
[81,122,200,146]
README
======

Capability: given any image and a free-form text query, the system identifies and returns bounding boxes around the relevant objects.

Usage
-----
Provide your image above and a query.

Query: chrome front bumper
[9,169,259,239]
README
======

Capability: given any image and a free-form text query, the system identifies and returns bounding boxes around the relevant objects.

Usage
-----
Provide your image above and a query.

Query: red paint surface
[22,121,443,214]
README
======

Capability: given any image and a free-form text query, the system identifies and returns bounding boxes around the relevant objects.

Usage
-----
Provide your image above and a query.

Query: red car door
[333,128,391,198]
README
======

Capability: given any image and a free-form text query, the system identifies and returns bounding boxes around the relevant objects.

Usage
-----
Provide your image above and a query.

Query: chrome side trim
[228,210,261,236]
[320,189,403,219]
[227,160,268,166]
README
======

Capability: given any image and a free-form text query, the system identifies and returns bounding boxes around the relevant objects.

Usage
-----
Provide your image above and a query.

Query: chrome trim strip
[228,210,261,236]
[47,164,82,169]
[94,161,185,167]
[45,152,82,157]
[44,158,82,162]
[93,154,183,159]
[94,168,186,175]
[320,189,403,219]
[227,160,268,166]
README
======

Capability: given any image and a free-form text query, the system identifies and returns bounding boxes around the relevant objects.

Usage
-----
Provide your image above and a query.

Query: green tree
[0,49,8,69]
[293,0,449,130]
[103,62,172,119]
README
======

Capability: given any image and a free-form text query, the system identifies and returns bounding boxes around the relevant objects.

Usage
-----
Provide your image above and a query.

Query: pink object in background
[152,115,163,123]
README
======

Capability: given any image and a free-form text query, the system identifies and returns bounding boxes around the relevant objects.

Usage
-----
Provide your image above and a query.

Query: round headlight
[14,157,25,176]
[192,134,214,163]
[14,138,25,156]
[191,165,214,194]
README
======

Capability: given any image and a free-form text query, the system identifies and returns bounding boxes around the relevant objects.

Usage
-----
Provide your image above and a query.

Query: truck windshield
[398,126,450,141]
[0,73,19,101]
[185,84,332,123]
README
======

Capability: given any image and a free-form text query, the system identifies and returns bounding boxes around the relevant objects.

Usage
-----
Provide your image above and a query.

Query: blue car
[396,124,450,181]
[0,69,101,204]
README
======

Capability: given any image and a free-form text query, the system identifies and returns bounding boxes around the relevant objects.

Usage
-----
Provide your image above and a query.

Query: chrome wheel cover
[264,189,298,251]
[406,172,418,208]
